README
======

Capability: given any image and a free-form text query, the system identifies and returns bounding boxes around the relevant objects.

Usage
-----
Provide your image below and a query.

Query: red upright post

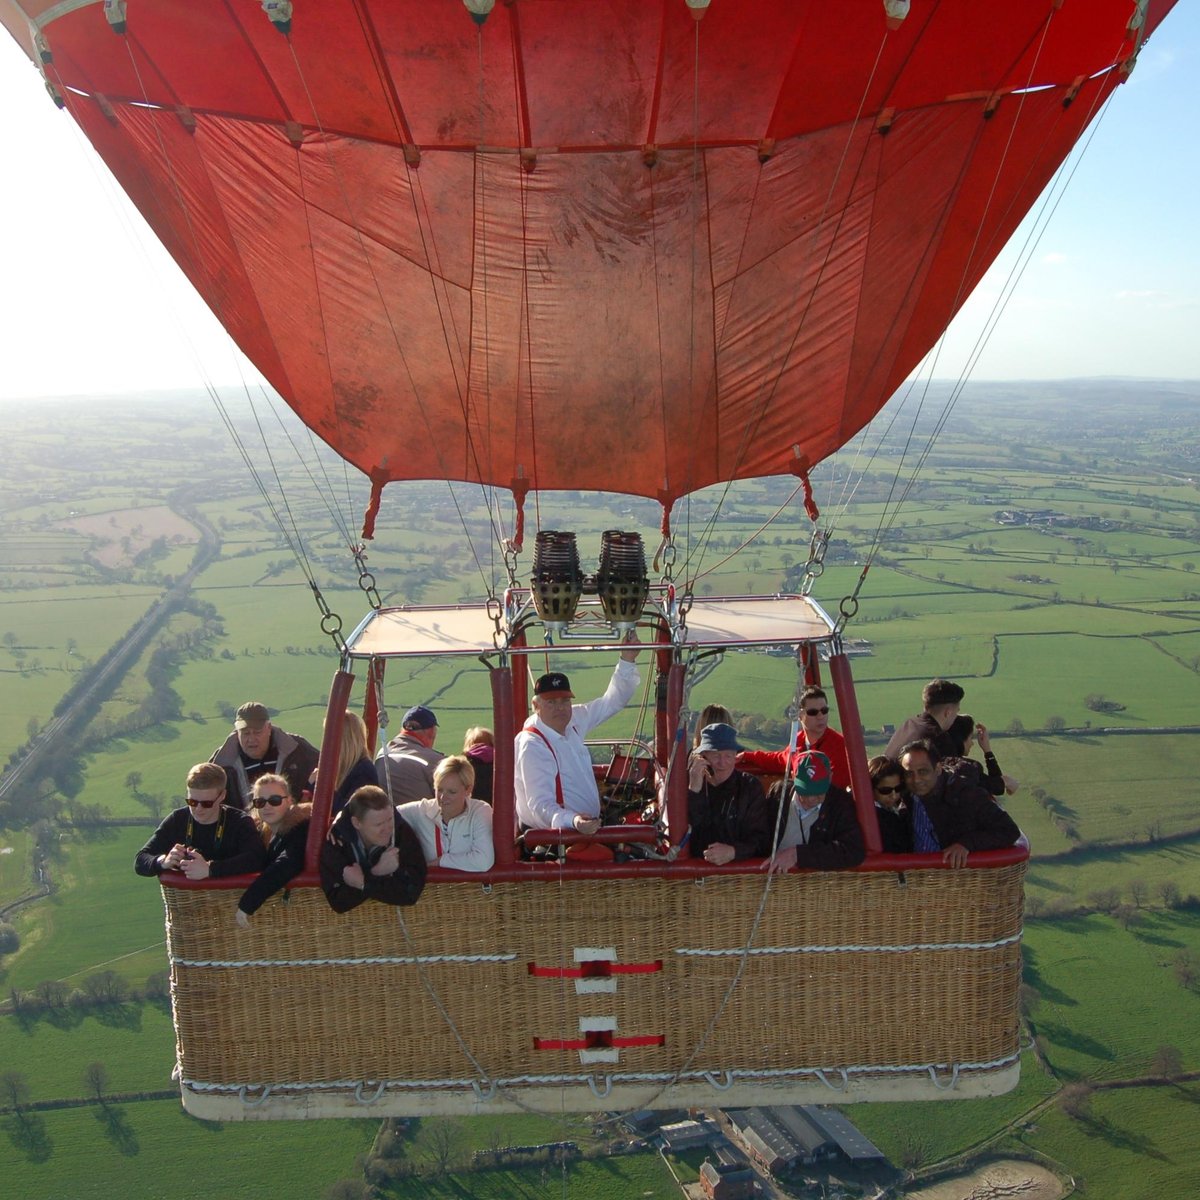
[362,657,384,751]
[664,660,688,847]
[490,665,516,868]
[305,670,354,869]
[828,652,881,854]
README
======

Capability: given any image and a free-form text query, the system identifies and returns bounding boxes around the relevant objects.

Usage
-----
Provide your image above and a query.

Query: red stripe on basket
[534,1032,666,1051]
[527,959,663,979]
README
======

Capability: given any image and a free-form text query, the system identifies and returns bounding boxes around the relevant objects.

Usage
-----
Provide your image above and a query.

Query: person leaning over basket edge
[319,785,426,912]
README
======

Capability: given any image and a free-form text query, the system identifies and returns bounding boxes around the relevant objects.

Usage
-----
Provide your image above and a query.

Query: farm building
[699,1160,759,1199]
[799,1106,886,1164]
[660,1118,719,1151]
[725,1105,882,1175]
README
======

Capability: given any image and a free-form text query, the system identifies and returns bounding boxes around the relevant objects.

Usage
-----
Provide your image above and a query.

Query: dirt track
[906,1160,1064,1200]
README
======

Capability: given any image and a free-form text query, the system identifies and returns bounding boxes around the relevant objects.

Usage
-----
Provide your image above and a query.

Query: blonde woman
[398,755,494,873]
[321,710,379,817]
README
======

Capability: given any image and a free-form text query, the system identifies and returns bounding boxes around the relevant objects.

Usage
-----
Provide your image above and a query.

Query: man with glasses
[898,740,1019,869]
[135,762,265,880]
[210,701,319,811]
[737,685,851,790]
[514,634,642,834]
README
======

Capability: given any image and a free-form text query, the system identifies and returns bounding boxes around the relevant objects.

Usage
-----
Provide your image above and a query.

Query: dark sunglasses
[874,783,904,796]
[252,794,289,808]
[185,797,219,809]
[804,706,830,716]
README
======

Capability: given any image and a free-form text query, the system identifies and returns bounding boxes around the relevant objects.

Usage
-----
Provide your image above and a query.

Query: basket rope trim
[181,1051,1019,1101]
[171,952,518,968]
[676,931,1022,956]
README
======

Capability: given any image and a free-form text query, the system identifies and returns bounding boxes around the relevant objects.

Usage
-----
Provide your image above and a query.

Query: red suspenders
[526,725,565,807]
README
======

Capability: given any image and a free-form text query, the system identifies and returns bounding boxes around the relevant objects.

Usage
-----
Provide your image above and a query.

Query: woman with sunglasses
[135,763,265,880]
[868,755,911,854]
[234,774,312,926]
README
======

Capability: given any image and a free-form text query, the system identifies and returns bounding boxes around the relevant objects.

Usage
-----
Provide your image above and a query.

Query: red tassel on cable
[361,475,385,540]
[510,479,529,553]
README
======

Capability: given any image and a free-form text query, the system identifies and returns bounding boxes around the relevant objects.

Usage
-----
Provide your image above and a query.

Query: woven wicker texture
[165,864,1024,1090]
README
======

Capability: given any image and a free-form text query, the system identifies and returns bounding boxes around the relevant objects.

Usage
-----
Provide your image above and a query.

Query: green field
[2,385,1199,1198]
[1016,1086,1200,1197]
[2,1101,376,1200]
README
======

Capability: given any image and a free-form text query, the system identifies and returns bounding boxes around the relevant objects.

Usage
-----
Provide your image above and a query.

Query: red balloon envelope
[1,0,1176,512]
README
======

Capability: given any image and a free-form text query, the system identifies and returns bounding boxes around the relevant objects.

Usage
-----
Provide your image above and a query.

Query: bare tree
[1159,880,1182,908]
[424,1119,463,1175]
[1114,904,1139,931]
[2,1070,31,1112]
[1152,1045,1184,1081]
[34,979,70,1011]
[1059,1082,1093,1121]
[83,1061,109,1104]
[1128,878,1148,908]
[1173,952,1196,989]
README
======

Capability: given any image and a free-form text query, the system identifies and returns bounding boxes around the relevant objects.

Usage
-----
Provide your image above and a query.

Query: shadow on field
[1077,1112,1169,1161]
[141,724,182,744]
[95,1103,139,1155]
[182,1109,224,1133]
[1039,1022,1114,1066]
[93,1002,143,1031]
[1025,871,1071,894]
[2,1111,52,1162]
[1134,929,1185,949]
[74,824,121,844]
[1022,945,1076,1007]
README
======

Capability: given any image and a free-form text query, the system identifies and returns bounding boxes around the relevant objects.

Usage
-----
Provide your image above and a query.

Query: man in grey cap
[209,701,319,811]
[376,704,444,805]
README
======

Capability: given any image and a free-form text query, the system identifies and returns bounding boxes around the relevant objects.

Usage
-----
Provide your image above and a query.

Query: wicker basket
[164,859,1024,1119]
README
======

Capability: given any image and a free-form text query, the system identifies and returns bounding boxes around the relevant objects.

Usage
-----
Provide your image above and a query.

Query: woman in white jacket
[398,755,494,873]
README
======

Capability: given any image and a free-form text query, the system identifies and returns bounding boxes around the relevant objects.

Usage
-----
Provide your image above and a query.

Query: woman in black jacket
[234,774,310,926]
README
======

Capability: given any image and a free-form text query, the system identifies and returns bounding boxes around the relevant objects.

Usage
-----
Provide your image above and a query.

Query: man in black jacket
[135,762,265,879]
[687,723,773,864]
[899,740,1020,868]
[319,785,426,912]
[885,678,964,761]
[766,750,865,873]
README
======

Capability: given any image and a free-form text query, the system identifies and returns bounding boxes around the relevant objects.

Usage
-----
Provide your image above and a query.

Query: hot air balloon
[0,0,1175,1119]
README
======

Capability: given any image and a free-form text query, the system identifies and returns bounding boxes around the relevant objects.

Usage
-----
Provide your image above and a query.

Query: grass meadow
[2,1100,377,1200]
[1,386,1198,1197]
[1014,1085,1200,1196]
[378,1153,681,1199]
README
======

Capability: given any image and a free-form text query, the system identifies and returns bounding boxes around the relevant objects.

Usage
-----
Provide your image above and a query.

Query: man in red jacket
[737,685,851,791]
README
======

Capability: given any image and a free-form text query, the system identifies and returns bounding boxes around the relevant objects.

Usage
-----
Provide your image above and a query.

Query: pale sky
[0,6,1197,404]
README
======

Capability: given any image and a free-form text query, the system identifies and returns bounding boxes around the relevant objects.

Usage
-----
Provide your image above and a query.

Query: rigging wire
[677,22,893,593]
[845,52,1116,583]
[47,47,333,609]
[279,32,510,598]
[807,10,1133,617]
